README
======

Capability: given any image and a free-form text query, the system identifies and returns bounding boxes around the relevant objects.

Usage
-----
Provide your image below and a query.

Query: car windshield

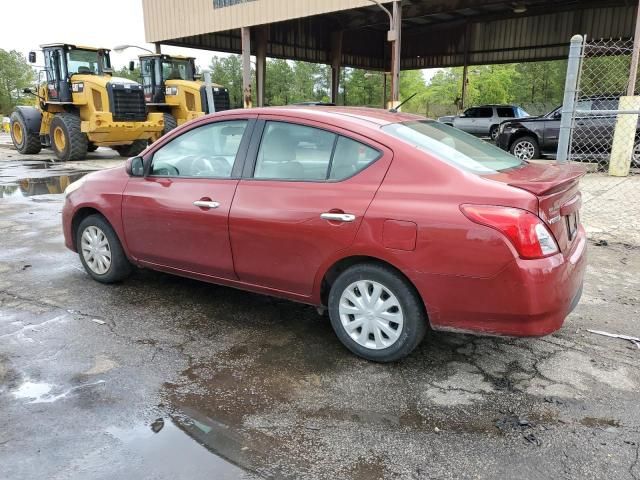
[383,120,524,174]
[66,49,110,75]
[162,59,194,81]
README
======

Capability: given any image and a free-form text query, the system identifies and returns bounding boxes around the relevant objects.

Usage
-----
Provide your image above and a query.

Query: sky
[1,0,438,81]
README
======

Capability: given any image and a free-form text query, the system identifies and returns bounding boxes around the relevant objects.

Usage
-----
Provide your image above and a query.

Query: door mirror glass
[128,60,135,72]
[127,156,145,176]
[553,111,562,119]
[28,51,36,63]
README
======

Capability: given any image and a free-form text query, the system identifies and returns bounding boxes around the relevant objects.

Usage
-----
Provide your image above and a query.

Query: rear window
[382,120,524,174]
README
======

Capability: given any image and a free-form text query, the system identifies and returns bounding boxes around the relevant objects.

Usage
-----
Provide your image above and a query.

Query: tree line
[1,48,570,118]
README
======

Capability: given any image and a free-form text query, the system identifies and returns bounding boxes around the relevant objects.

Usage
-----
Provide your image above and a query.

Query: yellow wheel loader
[133,54,230,140]
[10,44,164,161]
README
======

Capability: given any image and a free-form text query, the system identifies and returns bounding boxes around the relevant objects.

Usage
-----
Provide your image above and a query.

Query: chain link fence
[567,38,640,175]
[562,36,640,246]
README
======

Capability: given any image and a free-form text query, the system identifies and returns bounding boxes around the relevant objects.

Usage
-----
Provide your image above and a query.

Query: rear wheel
[162,113,177,136]
[510,136,540,161]
[490,125,499,142]
[328,263,427,362]
[10,111,41,154]
[50,113,88,161]
[115,140,147,158]
[76,214,132,283]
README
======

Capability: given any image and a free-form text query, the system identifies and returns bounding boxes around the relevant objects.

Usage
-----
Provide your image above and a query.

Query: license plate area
[566,211,579,241]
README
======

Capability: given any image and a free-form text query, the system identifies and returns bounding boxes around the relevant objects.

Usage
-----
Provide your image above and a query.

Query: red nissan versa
[62,107,587,362]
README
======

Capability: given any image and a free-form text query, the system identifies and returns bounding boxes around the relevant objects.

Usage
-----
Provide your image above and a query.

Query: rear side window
[497,107,515,118]
[476,107,493,118]
[254,121,379,181]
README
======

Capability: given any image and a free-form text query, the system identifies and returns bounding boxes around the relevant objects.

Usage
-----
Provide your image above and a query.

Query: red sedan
[62,107,586,362]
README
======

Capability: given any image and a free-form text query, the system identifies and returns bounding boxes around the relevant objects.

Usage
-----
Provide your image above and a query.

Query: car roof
[230,106,425,128]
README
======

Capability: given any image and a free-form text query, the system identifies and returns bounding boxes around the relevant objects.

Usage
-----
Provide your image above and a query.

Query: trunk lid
[485,162,586,252]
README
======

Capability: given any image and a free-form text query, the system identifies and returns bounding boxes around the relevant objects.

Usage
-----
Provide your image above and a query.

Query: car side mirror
[126,156,145,176]
[28,51,36,63]
[554,112,562,119]
[23,87,33,94]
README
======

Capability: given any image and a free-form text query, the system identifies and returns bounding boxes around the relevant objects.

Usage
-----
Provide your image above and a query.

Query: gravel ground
[1,143,639,480]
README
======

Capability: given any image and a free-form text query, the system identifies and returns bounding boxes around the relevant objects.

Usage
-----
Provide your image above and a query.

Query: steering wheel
[191,156,230,177]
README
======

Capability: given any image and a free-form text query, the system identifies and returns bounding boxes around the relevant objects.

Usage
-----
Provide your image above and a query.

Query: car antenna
[389,93,417,113]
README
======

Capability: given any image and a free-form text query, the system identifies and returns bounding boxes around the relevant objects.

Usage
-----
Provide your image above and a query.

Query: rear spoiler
[508,164,586,196]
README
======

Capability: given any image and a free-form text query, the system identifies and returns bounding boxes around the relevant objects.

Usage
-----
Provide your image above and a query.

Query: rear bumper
[410,226,587,337]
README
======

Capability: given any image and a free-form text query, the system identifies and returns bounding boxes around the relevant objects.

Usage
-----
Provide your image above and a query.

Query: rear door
[228,117,393,296]
[122,117,254,279]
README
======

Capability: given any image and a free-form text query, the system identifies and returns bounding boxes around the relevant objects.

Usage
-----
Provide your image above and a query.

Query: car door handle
[193,200,220,209]
[320,212,356,222]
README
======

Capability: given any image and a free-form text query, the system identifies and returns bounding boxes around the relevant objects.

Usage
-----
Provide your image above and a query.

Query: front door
[122,118,252,279]
[229,118,393,296]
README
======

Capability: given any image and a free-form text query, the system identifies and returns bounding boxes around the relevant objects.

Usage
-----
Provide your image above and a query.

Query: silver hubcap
[338,280,404,350]
[491,128,498,141]
[513,141,535,160]
[633,142,640,164]
[81,226,111,275]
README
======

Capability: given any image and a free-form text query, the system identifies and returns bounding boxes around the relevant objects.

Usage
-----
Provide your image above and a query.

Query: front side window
[66,49,110,76]
[253,121,380,181]
[162,60,193,81]
[383,120,523,174]
[150,120,248,178]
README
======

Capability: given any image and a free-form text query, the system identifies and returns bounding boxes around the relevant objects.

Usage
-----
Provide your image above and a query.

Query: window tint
[383,120,523,174]
[151,120,247,178]
[329,137,379,180]
[254,122,336,181]
[476,107,493,118]
[497,107,515,118]
[464,108,478,118]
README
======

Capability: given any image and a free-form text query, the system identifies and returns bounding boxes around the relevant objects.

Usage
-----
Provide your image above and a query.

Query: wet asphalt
[1,145,639,480]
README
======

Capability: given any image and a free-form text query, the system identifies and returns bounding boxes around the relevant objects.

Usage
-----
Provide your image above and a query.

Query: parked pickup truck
[438,105,529,141]
[496,96,637,163]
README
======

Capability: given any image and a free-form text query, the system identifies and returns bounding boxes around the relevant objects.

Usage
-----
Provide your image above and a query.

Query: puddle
[0,159,92,198]
[11,379,105,403]
[107,416,252,479]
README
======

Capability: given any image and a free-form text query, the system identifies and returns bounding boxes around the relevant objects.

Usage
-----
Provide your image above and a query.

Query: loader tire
[162,113,178,136]
[10,111,42,154]
[50,113,88,161]
[115,140,148,158]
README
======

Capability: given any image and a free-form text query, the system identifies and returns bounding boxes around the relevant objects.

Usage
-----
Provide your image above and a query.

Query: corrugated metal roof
[145,0,637,69]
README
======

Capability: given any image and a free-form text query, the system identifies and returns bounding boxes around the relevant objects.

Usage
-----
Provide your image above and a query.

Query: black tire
[489,125,499,142]
[87,143,99,152]
[510,135,540,161]
[115,140,147,158]
[162,113,178,136]
[50,113,88,161]
[76,214,132,283]
[9,111,42,154]
[328,263,427,362]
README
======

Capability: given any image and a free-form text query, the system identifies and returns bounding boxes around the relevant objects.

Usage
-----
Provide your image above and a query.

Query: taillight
[460,204,559,259]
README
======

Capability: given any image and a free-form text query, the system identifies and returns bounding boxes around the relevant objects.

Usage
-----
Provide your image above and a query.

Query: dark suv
[496,96,624,161]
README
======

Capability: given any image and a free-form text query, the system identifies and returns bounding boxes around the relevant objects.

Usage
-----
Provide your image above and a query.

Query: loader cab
[39,44,112,103]
[139,54,196,104]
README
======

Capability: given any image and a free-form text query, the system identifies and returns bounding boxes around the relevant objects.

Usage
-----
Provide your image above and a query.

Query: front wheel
[76,214,132,283]
[510,136,540,161]
[328,264,427,362]
[50,113,88,161]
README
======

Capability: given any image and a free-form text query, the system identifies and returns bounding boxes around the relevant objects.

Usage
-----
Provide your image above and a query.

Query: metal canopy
[156,0,637,70]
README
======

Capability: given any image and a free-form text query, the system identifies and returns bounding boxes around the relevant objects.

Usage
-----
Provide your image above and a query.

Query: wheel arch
[71,207,107,251]
[508,129,539,150]
[319,255,426,313]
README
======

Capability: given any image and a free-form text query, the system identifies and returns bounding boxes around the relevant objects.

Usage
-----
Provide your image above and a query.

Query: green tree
[0,50,35,115]
[210,55,249,109]
[265,59,294,105]
[113,65,141,82]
